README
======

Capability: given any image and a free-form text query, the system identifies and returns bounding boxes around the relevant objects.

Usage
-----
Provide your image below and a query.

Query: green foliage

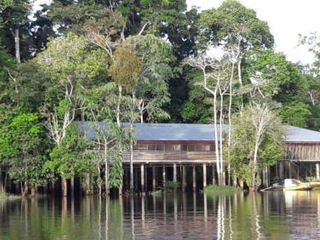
[0,0,32,60]
[278,102,311,127]
[108,44,142,91]
[48,1,125,35]
[0,108,47,187]
[47,124,95,179]
[165,181,180,190]
[204,184,238,196]
[244,51,291,95]
[181,68,213,123]
[229,105,284,188]
[37,33,104,84]
[0,192,20,200]
[198,0,273,51]
[0,47,15,102]
[127,34,175,121]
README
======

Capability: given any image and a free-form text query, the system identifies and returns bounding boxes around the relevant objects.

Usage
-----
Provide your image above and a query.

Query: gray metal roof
[77,122,320,143]
[285,126,320,143]
[133,123,229,141]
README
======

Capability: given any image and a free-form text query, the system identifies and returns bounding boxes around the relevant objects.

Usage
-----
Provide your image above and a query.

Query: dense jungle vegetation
[1,0,320,195]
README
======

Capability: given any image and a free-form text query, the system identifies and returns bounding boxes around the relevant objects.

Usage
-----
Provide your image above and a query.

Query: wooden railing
[123,150,215,163]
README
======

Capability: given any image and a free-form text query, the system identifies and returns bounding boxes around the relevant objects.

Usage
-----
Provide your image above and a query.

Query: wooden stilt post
[266,167,270,187]
[203,163,207,189]
[141,164,145,193]
[130,163,134,193]
[152,166,156,192]
[233,176,237,187]
[145,166,148,193]
[162,165,166,189]
[288,161,292,178]
[173,163,177,182]
[212,164,216,185]
[192,165,196,192]
[70,176,74,196]
[316,163,320,180]
[182,165,186,192]
[239,180,244,189]
[262,167,269,187]
[279,161,284,179]
[119,165,123,196]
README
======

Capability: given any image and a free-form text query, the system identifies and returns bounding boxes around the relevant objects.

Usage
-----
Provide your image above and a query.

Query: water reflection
[1,191,320,239]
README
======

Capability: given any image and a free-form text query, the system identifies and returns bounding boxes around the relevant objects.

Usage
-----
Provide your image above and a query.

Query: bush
[0,192,20,200]
[165,181,180,190]
[0,192,8,199]
[204,185,238,195]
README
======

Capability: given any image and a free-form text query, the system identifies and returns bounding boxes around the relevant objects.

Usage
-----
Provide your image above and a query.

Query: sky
[187,0,320,64]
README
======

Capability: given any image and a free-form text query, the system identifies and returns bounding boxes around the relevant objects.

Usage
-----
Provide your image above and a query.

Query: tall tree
[35,33,106,196]
[108,42,142,192]
[185,55,231,185]
[126,34,175,122]
[0,109,46,196]
[0,0,31,63]
[229,105,284,191]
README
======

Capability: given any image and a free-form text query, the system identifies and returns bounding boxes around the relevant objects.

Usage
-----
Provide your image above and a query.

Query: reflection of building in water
[284,191,311,209]
[79,122,320,192]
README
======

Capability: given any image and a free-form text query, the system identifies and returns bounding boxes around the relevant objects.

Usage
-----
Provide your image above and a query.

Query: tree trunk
[97,164,102,196]
[61,177,68,197]
[50,180,55,194]
[228,61,235,186]
[82,173,91,195]
[130,138,134,192]
[213,91,222,185]
[251,139,259,191]
[13,28,21,64]
[21,181,28,197]
[237,60,244,109]
[104,143,109,195]
[31,186,36,198]
[0,167,3,193]
[219,89,225,186]
[116,85,122,126]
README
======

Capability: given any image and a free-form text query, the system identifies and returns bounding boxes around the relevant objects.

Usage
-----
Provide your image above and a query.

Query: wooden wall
[123,141,215,164]
[122,141,320,163]
[285,143,320,162]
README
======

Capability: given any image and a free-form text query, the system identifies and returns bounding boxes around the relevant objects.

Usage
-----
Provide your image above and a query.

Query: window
[195,145,210,152]
[181,144,188,151]
[147,144,164,151]
[135,144,148,150]
[186,144,212,152]
[165,144,181,151]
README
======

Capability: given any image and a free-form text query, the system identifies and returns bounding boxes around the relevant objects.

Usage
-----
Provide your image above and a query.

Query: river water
[1,191,320,239]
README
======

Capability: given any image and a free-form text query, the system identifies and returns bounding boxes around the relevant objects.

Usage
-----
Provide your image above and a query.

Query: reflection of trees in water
[217,195,225,240]
[3,192,320,239]
[252,193,263,240]
[216,192,290,240]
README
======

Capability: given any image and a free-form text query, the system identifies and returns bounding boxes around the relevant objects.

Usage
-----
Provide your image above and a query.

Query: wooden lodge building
[80,123,320,192]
